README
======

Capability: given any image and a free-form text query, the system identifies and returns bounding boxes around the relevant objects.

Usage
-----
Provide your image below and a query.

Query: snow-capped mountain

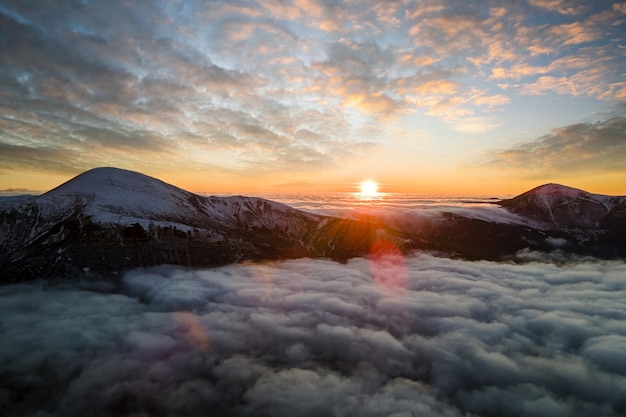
[0,168,409,282]
[499,183,626,230]
[36,167,321,232]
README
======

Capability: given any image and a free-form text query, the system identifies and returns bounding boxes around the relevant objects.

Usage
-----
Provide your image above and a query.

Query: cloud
[0,188,38,197]
[0,2,367,177]
[549,21,601,45]
[2,253,626,416]
[0,142,84,174]
[275,193,537,235]
[615,3,626,14]
[483,3,625,100]
[1,0,625,181]
[476,113,626,177]
[450,116,501,134]
[528,0,589,16]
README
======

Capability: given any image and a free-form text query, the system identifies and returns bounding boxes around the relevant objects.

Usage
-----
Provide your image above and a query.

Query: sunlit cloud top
[1,1,625,193]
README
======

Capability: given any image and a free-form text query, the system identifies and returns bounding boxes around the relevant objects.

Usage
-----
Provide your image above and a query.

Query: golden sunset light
[360,181,379,196]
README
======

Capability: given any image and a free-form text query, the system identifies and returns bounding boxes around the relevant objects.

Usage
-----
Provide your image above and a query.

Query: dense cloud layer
[1,253,625,416]
[272,193,536,233]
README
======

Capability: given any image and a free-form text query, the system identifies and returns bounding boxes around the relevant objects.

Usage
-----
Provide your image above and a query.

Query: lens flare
[173,311,211,351]
[368,240,407,293]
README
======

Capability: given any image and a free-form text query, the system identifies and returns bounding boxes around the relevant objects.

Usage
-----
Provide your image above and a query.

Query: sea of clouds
[1,252,625,416]
[266,192,537,233]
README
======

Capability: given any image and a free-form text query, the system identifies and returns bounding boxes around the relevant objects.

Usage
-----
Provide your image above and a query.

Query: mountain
[0,168,414,282]
[499,183,626,230]
[495,183,626,259]
[1,171,625,283]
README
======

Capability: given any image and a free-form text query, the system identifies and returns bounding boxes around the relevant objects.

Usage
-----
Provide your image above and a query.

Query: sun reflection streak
[368,240,407,294]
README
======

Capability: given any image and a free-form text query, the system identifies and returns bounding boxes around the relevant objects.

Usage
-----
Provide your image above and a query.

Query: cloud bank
[271,193,534,233]
[1,254,625,416]
[477,114,626,178]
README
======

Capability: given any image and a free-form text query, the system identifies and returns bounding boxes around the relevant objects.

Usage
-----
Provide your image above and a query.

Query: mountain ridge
[0,167,415,282]
[1,169,625,282]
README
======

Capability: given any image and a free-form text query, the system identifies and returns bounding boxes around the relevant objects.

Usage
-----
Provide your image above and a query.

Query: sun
[360,180,378,196]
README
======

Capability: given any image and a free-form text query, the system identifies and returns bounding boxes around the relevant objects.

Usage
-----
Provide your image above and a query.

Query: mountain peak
[33,166,321,232]
[43,167,178,198]
[37,167,199,224]
[500,183,624,229]
[524,183,590,198]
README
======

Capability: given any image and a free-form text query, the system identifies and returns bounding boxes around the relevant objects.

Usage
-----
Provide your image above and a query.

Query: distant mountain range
[1,168,625,282]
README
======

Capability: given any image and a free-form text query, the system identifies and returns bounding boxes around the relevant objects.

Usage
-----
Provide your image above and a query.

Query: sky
[2,254,626,416]
[1,0,625,195]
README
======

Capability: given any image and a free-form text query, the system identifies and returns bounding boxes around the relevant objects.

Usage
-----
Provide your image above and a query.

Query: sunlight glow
[360,181,378,196]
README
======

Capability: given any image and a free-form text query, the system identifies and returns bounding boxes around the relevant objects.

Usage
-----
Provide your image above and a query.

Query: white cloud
[451,116,501,133]
[1,253,626,416]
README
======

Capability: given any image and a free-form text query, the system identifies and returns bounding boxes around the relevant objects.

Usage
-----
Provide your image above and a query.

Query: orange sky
[3,165,623,198]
